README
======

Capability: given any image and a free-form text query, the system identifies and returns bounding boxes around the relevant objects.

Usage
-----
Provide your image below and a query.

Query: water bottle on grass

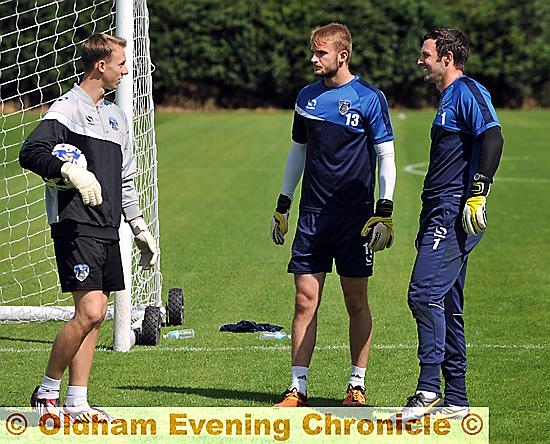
[163,329,195,339]
[259,331,290,340]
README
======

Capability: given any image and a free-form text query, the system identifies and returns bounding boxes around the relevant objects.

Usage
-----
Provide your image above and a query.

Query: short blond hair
[81,33,126,73]
[310,23,352,63]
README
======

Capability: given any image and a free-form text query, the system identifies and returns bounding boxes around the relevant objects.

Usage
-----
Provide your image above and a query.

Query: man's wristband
[470,173,492,197]
[374,199,393,217]
[276,194,292,213]
[129,216,147,236]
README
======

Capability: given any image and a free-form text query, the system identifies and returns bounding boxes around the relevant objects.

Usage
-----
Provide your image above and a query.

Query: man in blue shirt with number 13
[401,28,504,419]
[270,23,396,407]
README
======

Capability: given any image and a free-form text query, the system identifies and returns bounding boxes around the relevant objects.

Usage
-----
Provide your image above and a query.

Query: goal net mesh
[0,0,161,322]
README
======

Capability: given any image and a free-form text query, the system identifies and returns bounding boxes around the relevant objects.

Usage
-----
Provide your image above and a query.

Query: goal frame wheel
[136,306,161,346]
[166,288,184,326]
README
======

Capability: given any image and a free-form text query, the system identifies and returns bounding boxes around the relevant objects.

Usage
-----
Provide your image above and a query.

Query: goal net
[0,0,162,347]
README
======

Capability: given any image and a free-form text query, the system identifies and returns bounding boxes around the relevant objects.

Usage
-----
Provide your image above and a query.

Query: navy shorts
[53,236,125,293]
[288,212,374,277]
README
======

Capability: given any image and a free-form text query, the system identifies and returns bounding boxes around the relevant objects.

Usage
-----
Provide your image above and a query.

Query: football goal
[0,0,169,350]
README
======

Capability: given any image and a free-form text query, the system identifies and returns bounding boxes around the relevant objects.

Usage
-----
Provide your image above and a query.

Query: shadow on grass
[116,385,360,407]
[0,335,52,345]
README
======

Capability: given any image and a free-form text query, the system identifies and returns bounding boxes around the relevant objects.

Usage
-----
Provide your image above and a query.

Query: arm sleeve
[365,91,395,145]
[120,116,142,222]
[374,140,396,201]
[19,119,69,178]
[459,80,500,137]
[281,141,306,198]
[477,126,504,181]
[291,111,307,144]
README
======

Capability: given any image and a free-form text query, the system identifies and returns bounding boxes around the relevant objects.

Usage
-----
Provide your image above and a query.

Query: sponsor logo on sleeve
[305,99,317,110]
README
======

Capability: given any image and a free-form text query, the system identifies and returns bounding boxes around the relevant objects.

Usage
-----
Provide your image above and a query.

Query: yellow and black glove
[270,194,291,245]
[462,173,491,235]
[361,199,394,251]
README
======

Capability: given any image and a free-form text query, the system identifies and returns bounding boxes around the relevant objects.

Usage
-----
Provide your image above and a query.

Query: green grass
[1,109,550,442]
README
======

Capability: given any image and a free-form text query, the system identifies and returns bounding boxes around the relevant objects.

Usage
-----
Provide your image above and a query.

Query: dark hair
[421,28,471,69]
[81,33,126,73]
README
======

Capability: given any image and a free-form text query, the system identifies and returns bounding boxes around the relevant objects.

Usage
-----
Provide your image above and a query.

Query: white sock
[37,375,61,399]
[348,365,366,389]
[65,385,89,409]
[416,390,438,400]
[290,366,308,395]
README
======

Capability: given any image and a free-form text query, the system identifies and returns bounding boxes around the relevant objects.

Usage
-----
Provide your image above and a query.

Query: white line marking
[403,161,429,177]
[403,156,550,184]
[0,343,548,353]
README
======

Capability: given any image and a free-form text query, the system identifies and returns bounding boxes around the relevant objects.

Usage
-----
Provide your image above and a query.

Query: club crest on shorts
[74,264,90,282]
[338,99,352,115]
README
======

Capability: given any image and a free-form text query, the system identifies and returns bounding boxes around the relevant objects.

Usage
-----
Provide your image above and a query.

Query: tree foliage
[2,0,548,108]
[0,1,114,107]
[148,0,550,108]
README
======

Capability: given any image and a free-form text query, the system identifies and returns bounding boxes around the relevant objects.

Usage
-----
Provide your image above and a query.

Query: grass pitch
[1,109,549,442]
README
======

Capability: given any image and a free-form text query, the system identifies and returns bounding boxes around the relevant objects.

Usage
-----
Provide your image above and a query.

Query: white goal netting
[0,0,161,327]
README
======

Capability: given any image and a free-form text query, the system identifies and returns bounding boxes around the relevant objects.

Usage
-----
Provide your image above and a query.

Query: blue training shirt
[422,76,500,204]
[292,76,394,214]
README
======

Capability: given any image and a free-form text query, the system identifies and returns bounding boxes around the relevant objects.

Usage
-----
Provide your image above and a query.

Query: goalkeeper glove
[130,217,158,269]
[61,162,102,206]
[361,199,394,251]
[270,194,291,245]
[462,173,491,235]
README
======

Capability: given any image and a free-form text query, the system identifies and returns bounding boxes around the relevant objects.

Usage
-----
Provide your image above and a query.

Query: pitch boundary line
[403,156,550,184]
[1,343,549,353]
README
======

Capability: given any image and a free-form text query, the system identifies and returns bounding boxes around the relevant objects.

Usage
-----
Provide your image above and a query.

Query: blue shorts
[288,212,374,277]
[54,236,124,293]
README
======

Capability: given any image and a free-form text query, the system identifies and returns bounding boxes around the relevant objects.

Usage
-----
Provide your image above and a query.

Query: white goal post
[0,0,162,351]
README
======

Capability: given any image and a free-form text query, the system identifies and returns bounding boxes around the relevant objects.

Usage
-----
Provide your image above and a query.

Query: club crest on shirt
[108,116,119,131]
[74,264,90,282]
[338,99,352,115]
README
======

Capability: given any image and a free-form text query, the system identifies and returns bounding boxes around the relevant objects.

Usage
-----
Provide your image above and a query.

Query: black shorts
[288,212,374,277]
[53,236,125,293]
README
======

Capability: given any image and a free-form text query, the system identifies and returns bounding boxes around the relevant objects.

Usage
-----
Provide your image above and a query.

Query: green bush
[148,0,550,108]
[3,0,548,108]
